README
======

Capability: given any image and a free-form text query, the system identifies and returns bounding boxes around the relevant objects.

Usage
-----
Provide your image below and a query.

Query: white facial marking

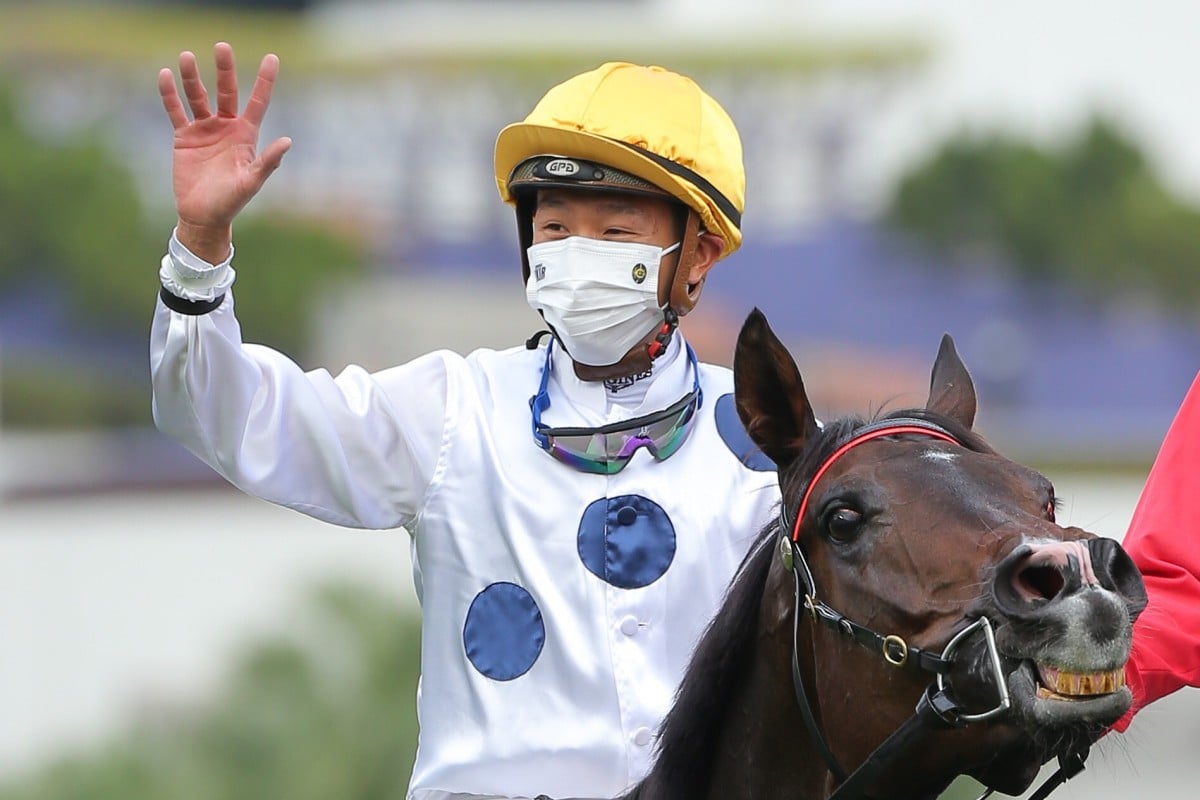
[922,450,957,464]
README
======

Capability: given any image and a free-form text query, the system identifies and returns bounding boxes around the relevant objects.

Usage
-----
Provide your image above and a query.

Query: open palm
[159,42,291,251]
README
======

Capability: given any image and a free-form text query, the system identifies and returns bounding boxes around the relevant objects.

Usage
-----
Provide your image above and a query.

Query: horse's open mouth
[1034,663,1126,700]
[1006,659,1132,727]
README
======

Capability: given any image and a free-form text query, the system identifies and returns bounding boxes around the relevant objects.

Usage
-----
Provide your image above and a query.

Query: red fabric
[1112,371,1200,732]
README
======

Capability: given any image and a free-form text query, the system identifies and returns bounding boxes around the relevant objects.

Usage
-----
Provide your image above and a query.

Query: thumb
[254,136,292,182]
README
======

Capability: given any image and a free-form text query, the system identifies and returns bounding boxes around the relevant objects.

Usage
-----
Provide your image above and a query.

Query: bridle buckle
[883,634,909,667]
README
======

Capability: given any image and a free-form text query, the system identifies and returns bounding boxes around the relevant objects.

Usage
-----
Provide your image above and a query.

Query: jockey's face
[531,188,683,306]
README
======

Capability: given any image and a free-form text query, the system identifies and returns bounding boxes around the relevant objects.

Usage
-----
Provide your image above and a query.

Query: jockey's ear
[733,308,818,471]
[926,334,976,430]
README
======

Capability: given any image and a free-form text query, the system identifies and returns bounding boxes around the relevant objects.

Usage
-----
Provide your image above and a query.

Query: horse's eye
[1045,497,1057,523]
[823,506,864,542]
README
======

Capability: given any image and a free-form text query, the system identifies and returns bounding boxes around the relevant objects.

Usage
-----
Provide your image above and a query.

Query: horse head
[627,309,1146,800]
[734,308,1146,799]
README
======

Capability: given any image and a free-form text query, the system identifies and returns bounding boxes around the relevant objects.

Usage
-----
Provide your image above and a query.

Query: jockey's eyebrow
[536,190,654,220]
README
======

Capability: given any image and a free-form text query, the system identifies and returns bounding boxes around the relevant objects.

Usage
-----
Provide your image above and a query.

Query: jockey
[152,46,778,799]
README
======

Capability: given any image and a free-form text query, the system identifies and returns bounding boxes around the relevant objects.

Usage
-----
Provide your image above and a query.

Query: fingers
[242,53,280,128]
[162,42,284,133]
[214,41,239,118]
[178,50,211,121]
[158,68,189,130]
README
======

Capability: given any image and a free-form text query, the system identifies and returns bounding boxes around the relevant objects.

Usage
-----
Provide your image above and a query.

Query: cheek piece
[649,209,703,360]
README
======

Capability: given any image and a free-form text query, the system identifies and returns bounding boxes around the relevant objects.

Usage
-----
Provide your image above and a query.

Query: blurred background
[1,0,1197,797]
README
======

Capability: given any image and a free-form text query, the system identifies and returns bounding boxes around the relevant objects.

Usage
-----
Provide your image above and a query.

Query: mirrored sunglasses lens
[642,401,696,459]
[548,400,696,472]
[645,420,690,460]
[547,436,627,474]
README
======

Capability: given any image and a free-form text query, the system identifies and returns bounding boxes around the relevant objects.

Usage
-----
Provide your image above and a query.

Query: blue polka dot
[463,582,545,681]
[578,495,676,589]
[715,392,776,471]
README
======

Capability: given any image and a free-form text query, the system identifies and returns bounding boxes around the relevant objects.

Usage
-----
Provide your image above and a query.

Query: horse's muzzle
[958,536,1149,727]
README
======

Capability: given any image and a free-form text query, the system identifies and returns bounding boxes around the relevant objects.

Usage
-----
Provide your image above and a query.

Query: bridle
[781,418,1089,800]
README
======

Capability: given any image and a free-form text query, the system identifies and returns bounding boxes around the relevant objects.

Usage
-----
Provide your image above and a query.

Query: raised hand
[159,41,292,263]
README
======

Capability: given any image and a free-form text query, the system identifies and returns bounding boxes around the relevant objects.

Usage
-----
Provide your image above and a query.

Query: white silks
[525,236,681,366]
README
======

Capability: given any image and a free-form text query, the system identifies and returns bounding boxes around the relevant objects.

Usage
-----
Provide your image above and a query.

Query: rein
[782,418,1086,800]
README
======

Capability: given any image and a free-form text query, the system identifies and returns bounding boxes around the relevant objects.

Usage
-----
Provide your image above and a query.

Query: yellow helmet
[495,62,745,260]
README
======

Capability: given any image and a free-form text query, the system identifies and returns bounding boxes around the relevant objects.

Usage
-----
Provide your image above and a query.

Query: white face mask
[526,236,682,366]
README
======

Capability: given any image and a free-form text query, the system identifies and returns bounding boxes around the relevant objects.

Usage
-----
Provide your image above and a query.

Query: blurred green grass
[0,581,423,800]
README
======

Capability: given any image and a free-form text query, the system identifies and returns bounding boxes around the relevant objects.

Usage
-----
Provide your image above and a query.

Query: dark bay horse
[624,309,1146,800]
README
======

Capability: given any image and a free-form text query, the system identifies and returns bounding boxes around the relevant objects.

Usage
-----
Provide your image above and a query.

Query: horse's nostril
[1015,564,1065,601]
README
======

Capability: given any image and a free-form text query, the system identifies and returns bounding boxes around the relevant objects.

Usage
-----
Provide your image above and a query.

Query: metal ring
[936,617,1012,722]
[883,634,909,667]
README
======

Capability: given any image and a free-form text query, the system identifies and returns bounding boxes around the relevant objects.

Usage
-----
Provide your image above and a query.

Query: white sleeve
[150,245,449,531]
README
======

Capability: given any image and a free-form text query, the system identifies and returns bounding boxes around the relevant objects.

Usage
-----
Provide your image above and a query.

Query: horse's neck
[702,563,834,800]
[704,635,833,800]
[629,557,833,800]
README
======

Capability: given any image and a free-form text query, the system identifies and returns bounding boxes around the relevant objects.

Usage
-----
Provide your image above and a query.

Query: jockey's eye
[822,505,864,543]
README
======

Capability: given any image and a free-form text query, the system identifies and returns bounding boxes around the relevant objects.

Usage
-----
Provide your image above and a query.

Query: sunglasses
[530,343,703,474]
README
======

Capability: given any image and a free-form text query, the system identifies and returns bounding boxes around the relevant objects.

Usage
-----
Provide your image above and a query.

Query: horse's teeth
[1038,664,1126,697]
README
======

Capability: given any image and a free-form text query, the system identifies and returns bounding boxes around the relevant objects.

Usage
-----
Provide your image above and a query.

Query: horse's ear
[926,334,977,429]
[733,308,819,470]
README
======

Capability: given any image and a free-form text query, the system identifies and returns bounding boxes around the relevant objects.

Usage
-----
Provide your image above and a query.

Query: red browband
[791,423,961,542]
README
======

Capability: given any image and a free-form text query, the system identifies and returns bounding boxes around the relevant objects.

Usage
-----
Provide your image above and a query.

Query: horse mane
[623,407,992,798]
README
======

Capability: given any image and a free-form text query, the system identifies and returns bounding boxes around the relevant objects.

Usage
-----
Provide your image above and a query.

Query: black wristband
[160,286,225,316]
